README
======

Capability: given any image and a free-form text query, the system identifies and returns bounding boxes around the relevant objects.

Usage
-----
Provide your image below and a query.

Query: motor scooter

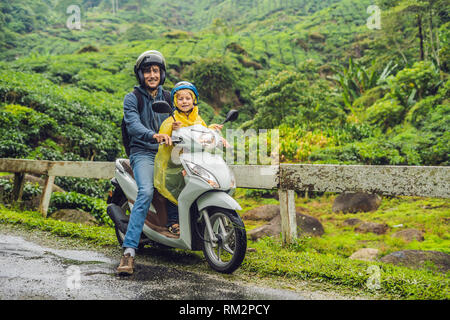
[107,102,246,273]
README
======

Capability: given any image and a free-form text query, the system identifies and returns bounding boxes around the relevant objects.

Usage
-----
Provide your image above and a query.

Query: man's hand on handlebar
[153,133,172,145]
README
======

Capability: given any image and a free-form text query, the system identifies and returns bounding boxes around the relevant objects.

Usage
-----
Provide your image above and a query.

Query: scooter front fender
[196,191,242,212]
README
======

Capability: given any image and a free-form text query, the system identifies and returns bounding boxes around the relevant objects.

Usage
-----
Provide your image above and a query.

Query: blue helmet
[170,81,199,107]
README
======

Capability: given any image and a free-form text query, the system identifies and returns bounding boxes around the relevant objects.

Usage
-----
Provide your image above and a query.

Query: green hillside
[0,0,372,61]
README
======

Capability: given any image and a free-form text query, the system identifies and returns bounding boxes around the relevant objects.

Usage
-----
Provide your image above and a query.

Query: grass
[243,237,449,299]
[300,195,450,257]
[0,205,116,247]
[235,189,450,257]
[1,191,449,299]
[234,189,450,299]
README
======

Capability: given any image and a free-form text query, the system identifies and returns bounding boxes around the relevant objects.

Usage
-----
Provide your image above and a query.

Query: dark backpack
[121,88,172,157]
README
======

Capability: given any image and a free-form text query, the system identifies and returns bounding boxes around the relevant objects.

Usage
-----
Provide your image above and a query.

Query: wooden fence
[0,158,449,244]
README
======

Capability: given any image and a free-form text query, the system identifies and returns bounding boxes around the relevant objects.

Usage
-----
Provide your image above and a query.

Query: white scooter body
[108,107,246,273]
[113,124,241,250]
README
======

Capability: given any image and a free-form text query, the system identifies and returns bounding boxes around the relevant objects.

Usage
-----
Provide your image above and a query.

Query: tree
[249,70,342,130]
[184,57,237,104]
[378,0,449,69]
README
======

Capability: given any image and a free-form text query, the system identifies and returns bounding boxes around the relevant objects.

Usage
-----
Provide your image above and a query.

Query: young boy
[154,81,222,235]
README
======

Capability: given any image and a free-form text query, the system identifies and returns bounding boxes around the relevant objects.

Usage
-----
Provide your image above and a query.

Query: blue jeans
[123,150,156,249]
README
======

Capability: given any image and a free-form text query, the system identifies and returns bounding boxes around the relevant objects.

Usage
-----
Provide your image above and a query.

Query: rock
[332,192,382,214]
[247,211,324,240]
[50,209,98,226]
[247,215,281,241]
[355,222,389,235]
[343,218,363,226]
[391,228,425,242]
[241,204,280,221]
[380,250,450,273]
[296,213,324,237]
[349,248,380,261]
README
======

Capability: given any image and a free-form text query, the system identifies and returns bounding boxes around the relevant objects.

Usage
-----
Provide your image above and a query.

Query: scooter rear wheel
[202,208,247,274]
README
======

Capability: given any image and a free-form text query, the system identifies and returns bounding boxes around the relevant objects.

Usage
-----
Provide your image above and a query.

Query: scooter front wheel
[202,208,247,274]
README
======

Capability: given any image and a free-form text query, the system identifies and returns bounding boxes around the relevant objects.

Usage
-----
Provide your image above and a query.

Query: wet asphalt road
[0,233,305,300]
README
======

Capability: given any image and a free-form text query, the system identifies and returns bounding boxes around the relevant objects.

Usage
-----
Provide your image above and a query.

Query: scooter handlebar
[159,137,183,145]
[172,137,183,145]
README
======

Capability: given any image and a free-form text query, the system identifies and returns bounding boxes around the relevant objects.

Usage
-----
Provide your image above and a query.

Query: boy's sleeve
[123,93,157,142]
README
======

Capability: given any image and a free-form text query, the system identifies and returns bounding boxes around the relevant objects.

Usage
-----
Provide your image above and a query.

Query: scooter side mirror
[152,100,173,114]
[222,109,239,124]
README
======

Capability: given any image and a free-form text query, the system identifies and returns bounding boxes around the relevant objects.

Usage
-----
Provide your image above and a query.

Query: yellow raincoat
[154,106,214,205]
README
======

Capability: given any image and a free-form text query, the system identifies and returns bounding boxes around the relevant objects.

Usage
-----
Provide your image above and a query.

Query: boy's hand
[172,121,182,131]
[153,133,172,145]
[221,137,231,148]
[209,124,223,131]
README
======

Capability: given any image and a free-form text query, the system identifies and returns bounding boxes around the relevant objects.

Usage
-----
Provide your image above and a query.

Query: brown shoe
[117,253,134,275]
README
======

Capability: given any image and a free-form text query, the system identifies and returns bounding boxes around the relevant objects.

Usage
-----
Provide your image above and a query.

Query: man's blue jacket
[123,85,170,154]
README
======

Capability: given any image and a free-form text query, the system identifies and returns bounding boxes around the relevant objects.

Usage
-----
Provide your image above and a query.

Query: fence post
[278,189,297,245]
[12,172,25,202]
[39,175,55,218]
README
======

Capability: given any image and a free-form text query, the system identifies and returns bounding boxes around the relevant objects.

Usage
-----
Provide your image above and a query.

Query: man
[117,50,172,275]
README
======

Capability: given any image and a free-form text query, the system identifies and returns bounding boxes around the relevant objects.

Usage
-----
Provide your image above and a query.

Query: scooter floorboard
[144,219,180,239]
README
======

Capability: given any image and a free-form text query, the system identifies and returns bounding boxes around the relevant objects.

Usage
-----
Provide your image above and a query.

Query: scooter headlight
[185,161,220,189]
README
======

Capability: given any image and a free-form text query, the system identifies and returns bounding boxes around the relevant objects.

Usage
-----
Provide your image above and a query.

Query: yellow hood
[154,106,208,205]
